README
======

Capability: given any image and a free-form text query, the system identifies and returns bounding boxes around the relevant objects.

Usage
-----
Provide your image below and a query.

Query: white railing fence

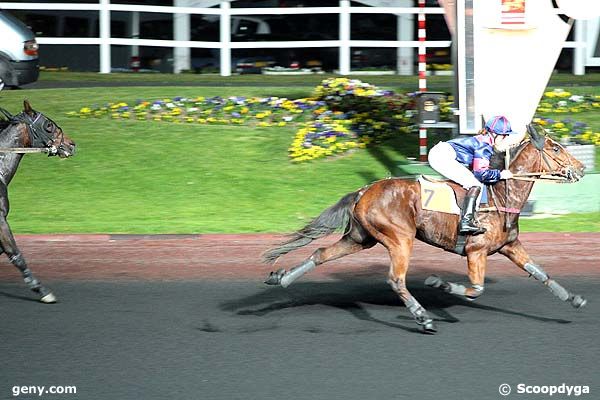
[0,1,589,76]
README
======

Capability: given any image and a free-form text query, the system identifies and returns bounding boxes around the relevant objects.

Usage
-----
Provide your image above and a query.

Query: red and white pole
[418,0,428,162]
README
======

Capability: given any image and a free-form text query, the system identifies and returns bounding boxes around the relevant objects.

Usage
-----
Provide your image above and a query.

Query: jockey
[428,115,517,235]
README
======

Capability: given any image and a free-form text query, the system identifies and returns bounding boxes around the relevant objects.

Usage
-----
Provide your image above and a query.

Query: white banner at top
[454,0,572,139]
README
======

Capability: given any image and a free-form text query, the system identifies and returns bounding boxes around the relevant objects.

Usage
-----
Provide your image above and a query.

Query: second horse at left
[0,100,76,303]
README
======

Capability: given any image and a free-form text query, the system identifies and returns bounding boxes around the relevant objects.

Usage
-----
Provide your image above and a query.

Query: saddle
[417,175,489,215]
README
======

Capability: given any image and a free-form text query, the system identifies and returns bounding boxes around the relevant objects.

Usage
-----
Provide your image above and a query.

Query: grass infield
[0,75,598,233]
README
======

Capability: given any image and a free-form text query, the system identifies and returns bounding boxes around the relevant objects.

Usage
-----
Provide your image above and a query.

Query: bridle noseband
[0,107,65,155]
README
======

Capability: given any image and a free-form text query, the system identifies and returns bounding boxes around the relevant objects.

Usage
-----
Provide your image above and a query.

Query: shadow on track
[220,267,572,332]
[0,289,41,303]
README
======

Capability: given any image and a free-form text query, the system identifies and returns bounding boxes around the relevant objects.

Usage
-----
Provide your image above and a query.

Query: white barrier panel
[451,0,600,136]
[474,1,573,138]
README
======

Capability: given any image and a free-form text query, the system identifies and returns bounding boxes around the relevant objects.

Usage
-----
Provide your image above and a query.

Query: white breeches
[428,142,484,206]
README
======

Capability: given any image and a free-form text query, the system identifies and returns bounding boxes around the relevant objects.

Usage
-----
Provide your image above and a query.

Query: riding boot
[459,186,486,235]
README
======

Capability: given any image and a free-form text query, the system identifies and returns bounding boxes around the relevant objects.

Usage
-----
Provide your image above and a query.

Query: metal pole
[573,19,586,76]
[130,11,139,59]
[339,0,351,75]
[220,1,231,77]
[396,0,414,75]
[174,0,191,74]
[418,0,427,161]
[99,0,111,73]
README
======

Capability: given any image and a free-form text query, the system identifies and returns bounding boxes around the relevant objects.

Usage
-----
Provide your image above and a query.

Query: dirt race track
[1,233,599,400]
[0,232,598,282]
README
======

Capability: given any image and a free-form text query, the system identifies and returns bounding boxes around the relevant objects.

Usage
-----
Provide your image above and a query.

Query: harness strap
[504,150,511,231]
[454,233,467,256]
[479,206,521,214]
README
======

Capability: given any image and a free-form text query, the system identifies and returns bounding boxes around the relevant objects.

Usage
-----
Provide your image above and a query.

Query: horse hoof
[40,292,57,304]
[264,268,285,286]
[420,320,438,334]
[424,275,443,289]
[571,295,587,309]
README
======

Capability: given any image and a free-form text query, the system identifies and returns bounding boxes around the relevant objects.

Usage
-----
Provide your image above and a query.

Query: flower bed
[67,81,599,163]
[534,88,600,146]
[67,78,423,162]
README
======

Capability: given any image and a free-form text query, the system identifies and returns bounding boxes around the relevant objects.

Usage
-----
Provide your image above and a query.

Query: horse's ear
[23,100,34,116]
[527,123,546,150]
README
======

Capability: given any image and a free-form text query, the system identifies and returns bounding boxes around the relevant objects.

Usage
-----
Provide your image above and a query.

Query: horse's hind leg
[265,228,376,287]
[499,239,586,309]
[0,214,56,303]
[387,238,437,334]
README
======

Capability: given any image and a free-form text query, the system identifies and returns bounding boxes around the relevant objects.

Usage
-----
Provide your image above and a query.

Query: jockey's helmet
[485,115,516,135]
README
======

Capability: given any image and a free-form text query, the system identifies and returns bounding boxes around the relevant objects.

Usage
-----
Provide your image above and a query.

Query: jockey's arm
[472,145,501,184]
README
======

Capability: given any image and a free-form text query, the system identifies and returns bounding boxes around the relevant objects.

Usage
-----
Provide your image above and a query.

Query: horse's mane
[0,108,23,133]
[0,116,12,132]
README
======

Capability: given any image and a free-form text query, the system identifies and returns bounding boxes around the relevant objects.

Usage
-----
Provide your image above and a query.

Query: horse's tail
[263,191,361,264]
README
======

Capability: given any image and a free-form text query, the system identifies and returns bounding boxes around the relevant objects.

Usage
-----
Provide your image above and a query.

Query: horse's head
[525,123,585,183]
[22,100,76,158]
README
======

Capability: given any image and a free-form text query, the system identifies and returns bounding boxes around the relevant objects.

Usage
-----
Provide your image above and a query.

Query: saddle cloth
[418,176,461,215]
[417,175,489,215]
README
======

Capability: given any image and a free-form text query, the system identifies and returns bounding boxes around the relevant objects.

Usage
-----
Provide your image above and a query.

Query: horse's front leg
[0,214,56,303]
[499,239,586,309]
[425,250,486,301]
[387,238,437,334]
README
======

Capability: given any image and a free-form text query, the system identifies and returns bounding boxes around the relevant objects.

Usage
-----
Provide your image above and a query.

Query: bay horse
[0,100,76,303]
[264,123,586,334]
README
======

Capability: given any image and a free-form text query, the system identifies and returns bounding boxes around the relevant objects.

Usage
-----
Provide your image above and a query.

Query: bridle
[508,130,580,183]
[0,107,66,155]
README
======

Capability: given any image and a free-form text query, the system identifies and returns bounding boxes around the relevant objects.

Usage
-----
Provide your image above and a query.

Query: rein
[0,147,49,154]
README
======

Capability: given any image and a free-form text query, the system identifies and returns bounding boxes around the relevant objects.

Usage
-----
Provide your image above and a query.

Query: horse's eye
[553,146,560,153]
[44,122,54,132]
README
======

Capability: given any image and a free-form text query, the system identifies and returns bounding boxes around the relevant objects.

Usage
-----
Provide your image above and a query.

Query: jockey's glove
[500,170,514,180]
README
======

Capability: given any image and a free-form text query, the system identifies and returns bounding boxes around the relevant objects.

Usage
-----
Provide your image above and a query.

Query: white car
[0,10,39,87]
